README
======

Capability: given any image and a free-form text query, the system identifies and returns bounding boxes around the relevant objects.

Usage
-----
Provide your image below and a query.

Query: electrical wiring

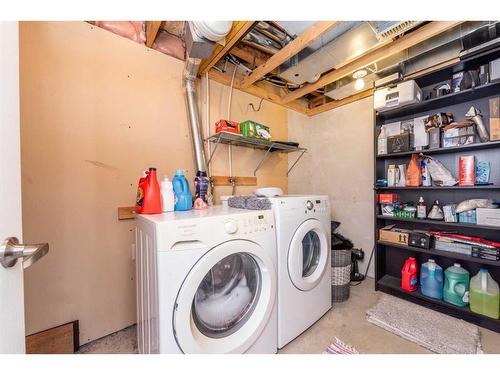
[350,245,375,286]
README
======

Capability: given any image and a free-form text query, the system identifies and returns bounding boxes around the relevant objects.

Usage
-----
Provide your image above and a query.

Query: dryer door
[173,240,276,353]
[288,219,329,291]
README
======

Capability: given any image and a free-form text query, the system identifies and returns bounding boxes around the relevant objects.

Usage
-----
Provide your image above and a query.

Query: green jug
[443,263,470,307]
[470,269,500,319]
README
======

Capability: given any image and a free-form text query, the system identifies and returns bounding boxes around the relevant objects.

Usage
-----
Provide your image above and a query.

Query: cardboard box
[387,133,413,153]
[490,117,500,141]
[378,193,398,204]
[379,225,411,245]
[459,155,475,186]
[476,208,500,227]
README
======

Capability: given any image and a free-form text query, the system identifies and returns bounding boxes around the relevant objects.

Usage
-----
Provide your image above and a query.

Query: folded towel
[228,196,272,210]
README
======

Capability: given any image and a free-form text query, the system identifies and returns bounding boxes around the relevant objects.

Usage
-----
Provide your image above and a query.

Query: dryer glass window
[192,253,261,338]
[302,231,321,277]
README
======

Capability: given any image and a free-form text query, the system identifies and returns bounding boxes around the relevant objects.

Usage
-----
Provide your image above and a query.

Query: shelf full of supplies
[205,132,308,176]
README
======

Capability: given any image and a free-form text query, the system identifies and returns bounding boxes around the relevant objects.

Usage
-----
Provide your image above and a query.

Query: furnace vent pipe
[183,57,207,173]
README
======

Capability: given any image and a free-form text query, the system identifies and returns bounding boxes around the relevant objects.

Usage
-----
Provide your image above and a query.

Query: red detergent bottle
[135,167,162,214]
[401,257,418,292]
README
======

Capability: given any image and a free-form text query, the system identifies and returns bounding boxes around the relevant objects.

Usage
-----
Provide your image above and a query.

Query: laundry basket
[331,249,351,303]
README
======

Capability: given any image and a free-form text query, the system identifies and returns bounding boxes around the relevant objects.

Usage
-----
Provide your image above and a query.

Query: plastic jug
[443,263,470,307]
[160,176,175,212]
[135,167,162,214]
[172,169,192,211]
[470,269,500,319]
[420,259,443,300]
[401,257,418,292]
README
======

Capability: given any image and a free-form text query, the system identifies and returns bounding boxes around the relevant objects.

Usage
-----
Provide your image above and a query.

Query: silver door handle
[0,237,49,269]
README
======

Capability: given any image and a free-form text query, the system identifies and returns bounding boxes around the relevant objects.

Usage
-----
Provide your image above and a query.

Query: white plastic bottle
[378,125,388,155]
[160,176,175,212]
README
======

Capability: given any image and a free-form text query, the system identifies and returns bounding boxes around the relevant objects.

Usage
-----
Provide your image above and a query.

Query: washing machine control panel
[306,200,314,210]
[224,214,273,235]
[224,220,239,234]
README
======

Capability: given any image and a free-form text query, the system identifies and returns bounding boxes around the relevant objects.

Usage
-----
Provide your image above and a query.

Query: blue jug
[420,259,443,300]
[172,169,192,211]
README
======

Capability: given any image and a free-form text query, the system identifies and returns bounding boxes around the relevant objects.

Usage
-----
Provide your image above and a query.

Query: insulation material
[153,31,185,60]
[95,21,146,45]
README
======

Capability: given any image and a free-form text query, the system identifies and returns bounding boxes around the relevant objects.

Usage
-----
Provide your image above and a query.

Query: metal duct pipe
[183,57,207,173]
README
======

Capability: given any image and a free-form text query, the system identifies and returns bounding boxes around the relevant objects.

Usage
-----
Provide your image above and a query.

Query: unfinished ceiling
[90,20,500,116]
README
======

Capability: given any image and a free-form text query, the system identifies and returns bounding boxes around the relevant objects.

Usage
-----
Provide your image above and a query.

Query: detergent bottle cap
[480,268,488,272]
[454,263,461,268]
[161,176,172,188]
[428,259,435,263]
[175,169,185,176]
[419,196,425,203]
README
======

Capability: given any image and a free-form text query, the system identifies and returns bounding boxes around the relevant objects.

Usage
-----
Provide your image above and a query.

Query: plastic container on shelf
[401,257,418,292]
[420,259,444,300]
[443,263,470,307]
[470,269,500,319]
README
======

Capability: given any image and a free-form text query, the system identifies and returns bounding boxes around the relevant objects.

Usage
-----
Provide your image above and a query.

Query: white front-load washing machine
[268,195,331,348]
[135,206,277,354]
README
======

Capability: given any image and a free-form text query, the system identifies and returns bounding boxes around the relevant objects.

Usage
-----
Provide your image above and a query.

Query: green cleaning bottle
[470,269,500,319]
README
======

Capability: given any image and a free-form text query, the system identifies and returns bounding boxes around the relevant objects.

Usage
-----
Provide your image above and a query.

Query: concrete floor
[78,278,500,354]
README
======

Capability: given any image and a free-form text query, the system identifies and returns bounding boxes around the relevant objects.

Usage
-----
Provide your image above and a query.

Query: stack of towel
[227,196,272,210]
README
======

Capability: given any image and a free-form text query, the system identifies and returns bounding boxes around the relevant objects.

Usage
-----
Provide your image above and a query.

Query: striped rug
[325,337,359,354]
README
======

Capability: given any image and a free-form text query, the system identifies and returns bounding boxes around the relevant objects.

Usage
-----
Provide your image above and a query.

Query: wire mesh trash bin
[331,249,351,303]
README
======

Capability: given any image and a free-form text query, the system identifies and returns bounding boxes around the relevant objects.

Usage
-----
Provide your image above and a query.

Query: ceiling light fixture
[353,69,367,91]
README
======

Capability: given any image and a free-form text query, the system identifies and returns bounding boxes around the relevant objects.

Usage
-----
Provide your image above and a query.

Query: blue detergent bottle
[420,259,443,300]
[172,169,192,211]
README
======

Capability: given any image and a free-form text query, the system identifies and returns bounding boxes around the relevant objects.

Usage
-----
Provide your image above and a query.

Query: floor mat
[366,294,482,354]
[324,337,359,354]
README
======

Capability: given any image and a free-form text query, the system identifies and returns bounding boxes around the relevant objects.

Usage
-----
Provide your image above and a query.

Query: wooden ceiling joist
[208,69,308,114]
[306,89,375,116]
[239,21,340,89]
[198,21,257,75]
[145,21,162,48]
[280,21,463,104]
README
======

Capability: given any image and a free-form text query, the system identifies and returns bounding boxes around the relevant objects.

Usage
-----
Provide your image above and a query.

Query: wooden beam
[240,21,340,88]
[230,44,272,69]
[146,21,162,48]
[281,21,463,104]
[208,69,308,114]
[306,88,374,116]
[211,176,257,186]
[198,21,256,75]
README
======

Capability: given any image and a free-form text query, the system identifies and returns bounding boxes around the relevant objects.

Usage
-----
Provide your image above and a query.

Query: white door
[0,21,49,354]
[288,219,329,291]
[173,240,276,353]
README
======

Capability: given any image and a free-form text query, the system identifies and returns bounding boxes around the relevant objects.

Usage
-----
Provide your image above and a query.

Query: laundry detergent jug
[420,259,443,300]
[135,167,162,214]
[173,169,192,211]
[443,263,470,307]
[470,269,500,319]
[401,257,418,292]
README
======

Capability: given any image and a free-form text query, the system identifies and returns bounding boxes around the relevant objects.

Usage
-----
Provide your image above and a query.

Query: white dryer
[135,206,277,354]
[268,195,331,348]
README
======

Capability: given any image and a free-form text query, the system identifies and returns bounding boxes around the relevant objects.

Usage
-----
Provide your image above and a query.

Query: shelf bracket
[287,149,307,177]
[253,146,273,176]
[206,136,222,167]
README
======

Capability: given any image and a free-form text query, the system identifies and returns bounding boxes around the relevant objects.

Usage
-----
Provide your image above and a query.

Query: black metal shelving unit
[374,51,500,333]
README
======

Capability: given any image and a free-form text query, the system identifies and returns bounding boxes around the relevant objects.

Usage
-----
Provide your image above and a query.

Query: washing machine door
[173,239,276,353]
[288,219,329,291]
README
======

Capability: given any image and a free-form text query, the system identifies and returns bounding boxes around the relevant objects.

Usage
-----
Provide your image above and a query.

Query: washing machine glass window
[302,231,321,277]
[288,219,329,291]
[173,239,277,353]
[192,253,261,338]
